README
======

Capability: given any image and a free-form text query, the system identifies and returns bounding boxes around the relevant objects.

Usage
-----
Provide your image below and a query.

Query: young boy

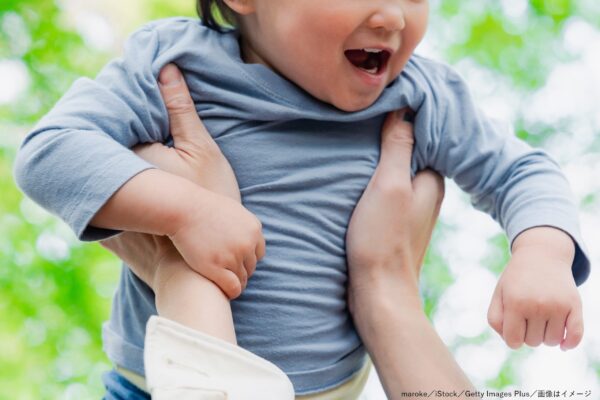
[13,0,589,397]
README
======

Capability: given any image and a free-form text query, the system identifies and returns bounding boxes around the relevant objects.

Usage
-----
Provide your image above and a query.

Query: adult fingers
[561,307,584,351]
[376,108,415,187]
[158,64,216,151]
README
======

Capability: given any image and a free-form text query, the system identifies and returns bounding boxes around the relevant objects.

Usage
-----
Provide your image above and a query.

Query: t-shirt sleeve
[13,24,170,241]
[412,63,590,286]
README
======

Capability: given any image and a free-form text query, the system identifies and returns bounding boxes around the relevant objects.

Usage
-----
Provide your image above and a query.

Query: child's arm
[411,60,589,348]
[13,24,169,242]
[100,64,244,343]
[12,24,259,298]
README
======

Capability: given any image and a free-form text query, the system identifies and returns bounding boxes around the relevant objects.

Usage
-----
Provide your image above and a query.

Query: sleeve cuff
[506,208,591,287]
[69,159,157,242]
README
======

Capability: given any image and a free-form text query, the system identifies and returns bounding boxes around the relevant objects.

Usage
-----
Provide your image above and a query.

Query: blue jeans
[103,369,150,400]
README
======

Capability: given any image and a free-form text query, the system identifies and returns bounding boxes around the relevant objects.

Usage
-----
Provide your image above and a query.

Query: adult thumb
[158,64,212,149]
[376,108,415,185]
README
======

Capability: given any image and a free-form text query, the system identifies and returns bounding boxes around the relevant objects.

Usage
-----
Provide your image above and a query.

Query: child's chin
[330,95,379,113]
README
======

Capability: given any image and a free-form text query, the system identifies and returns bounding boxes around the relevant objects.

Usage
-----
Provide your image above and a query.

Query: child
[13,0,590,398]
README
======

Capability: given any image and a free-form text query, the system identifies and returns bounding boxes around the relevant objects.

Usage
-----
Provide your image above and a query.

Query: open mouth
[344,48,391,75]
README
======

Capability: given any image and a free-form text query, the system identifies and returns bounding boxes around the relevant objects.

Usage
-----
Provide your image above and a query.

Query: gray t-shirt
[13,17,590,395]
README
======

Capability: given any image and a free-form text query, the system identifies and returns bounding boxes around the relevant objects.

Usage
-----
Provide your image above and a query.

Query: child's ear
[222,0,256,16]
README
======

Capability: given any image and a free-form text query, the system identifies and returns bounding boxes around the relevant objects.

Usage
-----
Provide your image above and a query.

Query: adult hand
[345,109,474,399]
[132,64,240,203]
[346,109,444,313]
[100,64,247,297]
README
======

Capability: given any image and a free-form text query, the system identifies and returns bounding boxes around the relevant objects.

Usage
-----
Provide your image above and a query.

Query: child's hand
[487,227,583,351]
[168,189,265,299]
[102,64,263,300]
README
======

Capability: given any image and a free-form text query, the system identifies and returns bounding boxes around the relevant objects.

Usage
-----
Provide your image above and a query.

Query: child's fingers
[524,317,546,347]
[223,262,247,294]
[243,252,258,279]
[377,108,415,187]
[561,307,584,351]
[544,315,567,346]
[256,235,266,261]
[503,309,526,349]
[209,267,242,300]
[487,285,504,336]
[158,64,214,148]
[238,263,248,291]
[201,252,244,299]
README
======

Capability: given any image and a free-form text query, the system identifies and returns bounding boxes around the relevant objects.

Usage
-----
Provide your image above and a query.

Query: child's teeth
[360,67,378,74]
[363,48,382,53]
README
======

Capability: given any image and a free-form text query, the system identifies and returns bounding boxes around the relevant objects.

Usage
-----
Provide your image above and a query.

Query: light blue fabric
[13,17,590,395]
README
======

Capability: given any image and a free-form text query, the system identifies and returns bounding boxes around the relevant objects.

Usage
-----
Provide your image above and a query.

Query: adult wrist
[353,294,428,345]
[350,278,423,325]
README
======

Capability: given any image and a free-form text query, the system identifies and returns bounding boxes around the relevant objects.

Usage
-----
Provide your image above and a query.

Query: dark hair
[196,0,238,32]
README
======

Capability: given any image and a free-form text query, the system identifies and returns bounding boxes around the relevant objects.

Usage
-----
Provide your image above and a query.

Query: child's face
[239,0,429,112]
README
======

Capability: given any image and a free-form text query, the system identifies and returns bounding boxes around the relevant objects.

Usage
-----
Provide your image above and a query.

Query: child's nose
[366,4,406,32]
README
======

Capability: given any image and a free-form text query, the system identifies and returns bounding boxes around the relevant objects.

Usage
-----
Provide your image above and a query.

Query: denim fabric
[103,370,150,400]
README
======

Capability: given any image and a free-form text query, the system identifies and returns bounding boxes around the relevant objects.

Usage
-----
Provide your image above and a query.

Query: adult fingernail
[159,64,182,87]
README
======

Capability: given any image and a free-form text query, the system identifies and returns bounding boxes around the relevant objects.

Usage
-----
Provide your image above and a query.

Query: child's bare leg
[110,234,294,399]
[153,249,237,344]
[101,231,237,343]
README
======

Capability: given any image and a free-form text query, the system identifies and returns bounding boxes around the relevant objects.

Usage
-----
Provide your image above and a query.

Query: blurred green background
[1,0,599,399]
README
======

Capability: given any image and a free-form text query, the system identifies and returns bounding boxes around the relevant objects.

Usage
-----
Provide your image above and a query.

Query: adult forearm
[90,168,205,237]
[353,291,474,399]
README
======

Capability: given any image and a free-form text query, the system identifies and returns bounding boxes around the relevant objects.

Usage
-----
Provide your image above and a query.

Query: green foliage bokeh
[1,0,598,398]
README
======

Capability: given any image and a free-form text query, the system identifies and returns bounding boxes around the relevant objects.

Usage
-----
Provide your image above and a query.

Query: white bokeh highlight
[0,60,29,104]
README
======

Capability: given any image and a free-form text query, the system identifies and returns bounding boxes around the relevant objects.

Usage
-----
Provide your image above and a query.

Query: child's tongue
[345,49,369,64]
[344,49,379,72]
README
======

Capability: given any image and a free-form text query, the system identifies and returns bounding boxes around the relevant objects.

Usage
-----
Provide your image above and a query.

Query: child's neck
[238,35,273,70]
